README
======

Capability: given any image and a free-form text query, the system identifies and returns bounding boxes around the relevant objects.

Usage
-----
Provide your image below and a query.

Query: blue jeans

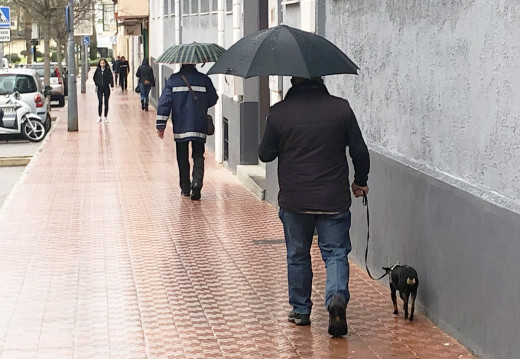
[279,208,352,315]
[139,83,151,103]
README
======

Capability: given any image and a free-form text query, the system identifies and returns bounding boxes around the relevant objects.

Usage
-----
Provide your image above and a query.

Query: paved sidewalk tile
[0,84,476,358]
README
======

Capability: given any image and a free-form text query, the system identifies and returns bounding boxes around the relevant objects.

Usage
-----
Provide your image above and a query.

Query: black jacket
[118,60,129,76]
[93,66,114,90]
[136,58,155,86]
[258,80,370,212]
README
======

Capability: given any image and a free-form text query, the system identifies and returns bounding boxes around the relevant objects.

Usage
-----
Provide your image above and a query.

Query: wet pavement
[0,84,477,358]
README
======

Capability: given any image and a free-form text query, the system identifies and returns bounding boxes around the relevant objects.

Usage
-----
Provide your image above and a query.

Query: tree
[7,0,95,86]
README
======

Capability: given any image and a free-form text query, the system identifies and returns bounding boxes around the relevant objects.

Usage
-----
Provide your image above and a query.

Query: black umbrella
[207,25,359,79]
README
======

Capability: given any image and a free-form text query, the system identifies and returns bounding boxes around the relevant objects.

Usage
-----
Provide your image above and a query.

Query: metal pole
[0,42,4,68]
[67,1,78,131]
[81,41,86,93]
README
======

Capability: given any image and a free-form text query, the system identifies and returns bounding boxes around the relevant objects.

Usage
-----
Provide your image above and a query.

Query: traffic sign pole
[66,2,78,131]
[0,6,11,64]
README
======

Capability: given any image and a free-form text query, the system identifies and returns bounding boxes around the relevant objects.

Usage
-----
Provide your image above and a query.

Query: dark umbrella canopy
[156,42,226,64]
[207,25,359,78]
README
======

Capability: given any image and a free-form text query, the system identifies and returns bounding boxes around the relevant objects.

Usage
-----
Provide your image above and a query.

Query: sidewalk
[0,83,476,359]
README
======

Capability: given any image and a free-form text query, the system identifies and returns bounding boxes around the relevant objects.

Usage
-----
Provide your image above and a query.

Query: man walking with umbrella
[156,64,218,200]
[259,76,370,337]
[209,25,370,337]
[155,42,224,200]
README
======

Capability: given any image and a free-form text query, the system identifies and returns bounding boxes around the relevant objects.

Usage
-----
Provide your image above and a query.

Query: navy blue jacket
[156,65,218,142]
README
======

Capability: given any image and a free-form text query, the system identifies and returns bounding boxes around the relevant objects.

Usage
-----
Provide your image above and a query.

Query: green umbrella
[155,42,226,64]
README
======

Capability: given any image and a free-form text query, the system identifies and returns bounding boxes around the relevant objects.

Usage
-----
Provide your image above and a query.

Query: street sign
[31,39,39,46]
[83,36,90,46]
[0,28,10,42]
[0,7,10,29]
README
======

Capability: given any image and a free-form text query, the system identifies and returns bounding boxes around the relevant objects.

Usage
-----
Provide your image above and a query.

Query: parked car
[25,63,65,107]
[0,69,52,130]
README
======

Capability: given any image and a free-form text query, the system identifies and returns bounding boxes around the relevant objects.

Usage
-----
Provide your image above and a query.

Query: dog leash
[362,194,394,280]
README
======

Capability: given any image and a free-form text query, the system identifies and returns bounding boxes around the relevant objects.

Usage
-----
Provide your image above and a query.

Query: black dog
[382,265,419,321]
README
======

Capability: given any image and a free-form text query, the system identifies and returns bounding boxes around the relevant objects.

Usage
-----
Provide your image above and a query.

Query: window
[200,0,209,13]
[226,0,232,12]
[0,74,37,95]
[103,4,115,31]
[164,0,169,15]
[211,0,217,12]
[171,0,176,14]
[183,0,190,14]
[191,0,198,14]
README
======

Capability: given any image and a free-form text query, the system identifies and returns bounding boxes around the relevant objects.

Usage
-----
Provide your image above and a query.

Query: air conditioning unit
[124,24,141,36]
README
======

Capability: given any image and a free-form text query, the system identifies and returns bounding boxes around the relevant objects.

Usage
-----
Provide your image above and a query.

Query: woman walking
[136,58,155,111]
[93,59,114,123]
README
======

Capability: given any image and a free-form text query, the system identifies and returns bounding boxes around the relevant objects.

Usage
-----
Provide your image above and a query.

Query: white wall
[323,0,520,213]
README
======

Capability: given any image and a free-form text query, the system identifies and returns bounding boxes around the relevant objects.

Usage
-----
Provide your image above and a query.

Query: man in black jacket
[258,77,370,337]
[118,56,129,92]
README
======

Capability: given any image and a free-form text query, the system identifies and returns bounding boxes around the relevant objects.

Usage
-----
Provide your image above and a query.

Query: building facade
[146,2,520,358]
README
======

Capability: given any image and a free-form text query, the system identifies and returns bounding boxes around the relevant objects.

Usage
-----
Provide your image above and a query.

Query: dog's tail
[407,277,417,285]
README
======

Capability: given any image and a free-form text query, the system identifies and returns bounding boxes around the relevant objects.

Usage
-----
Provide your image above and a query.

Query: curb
[0,156,32,167]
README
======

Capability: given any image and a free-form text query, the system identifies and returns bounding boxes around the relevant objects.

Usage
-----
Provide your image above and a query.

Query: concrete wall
[318,1,520,358]
[322,0,520,213]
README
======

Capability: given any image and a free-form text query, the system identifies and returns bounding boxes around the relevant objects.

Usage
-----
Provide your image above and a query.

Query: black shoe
[145,103,149,111]
[288,310,311,326]
[141,100,145,110]
[190,182,201,200]
[181,189,190,197]
[328,295,347,337]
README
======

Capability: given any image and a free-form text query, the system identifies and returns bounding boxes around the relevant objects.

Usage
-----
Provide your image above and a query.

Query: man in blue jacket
[156,64,218,200]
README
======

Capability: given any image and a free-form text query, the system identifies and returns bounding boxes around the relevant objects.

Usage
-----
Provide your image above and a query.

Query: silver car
[0,69,51,127]
[25,63,66,107]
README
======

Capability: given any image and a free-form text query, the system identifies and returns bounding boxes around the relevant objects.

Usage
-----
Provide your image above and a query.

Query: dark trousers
[97,87,110,117]
[176,141,205,193]
[119,73,128,91]
[114,72,119,85]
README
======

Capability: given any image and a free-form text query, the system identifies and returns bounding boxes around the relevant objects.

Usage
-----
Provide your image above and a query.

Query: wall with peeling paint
[317,2,520,359]
[322,0,520,213]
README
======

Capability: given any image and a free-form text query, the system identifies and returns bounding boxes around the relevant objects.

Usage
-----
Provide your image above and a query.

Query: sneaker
[190,182,201,201]
[328,295,348,337]
[97,117,102,123]
[288,310,311,326]
[104,117,108,123]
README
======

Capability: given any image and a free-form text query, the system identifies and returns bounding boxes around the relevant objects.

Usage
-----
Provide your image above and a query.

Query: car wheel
[58,95,65,107]
[22,117,47,142]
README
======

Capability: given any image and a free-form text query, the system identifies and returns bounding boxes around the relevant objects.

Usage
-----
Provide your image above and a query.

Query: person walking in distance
[258,77,370,337]
[93,58,114,123]
[112,55,120,85]
[136,58,155,111]
[118,56,129,92]
[156,64,218,200]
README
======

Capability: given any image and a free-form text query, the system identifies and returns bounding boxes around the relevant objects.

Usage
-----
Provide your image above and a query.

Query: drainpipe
[214,0,225,163]
[232,0,243,102]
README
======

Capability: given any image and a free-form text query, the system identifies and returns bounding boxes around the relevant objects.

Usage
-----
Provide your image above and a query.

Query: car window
[27,66,58,77]
[0,74,38,94]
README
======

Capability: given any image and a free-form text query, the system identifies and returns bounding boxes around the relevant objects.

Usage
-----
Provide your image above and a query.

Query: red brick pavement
[0,83,476,358]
